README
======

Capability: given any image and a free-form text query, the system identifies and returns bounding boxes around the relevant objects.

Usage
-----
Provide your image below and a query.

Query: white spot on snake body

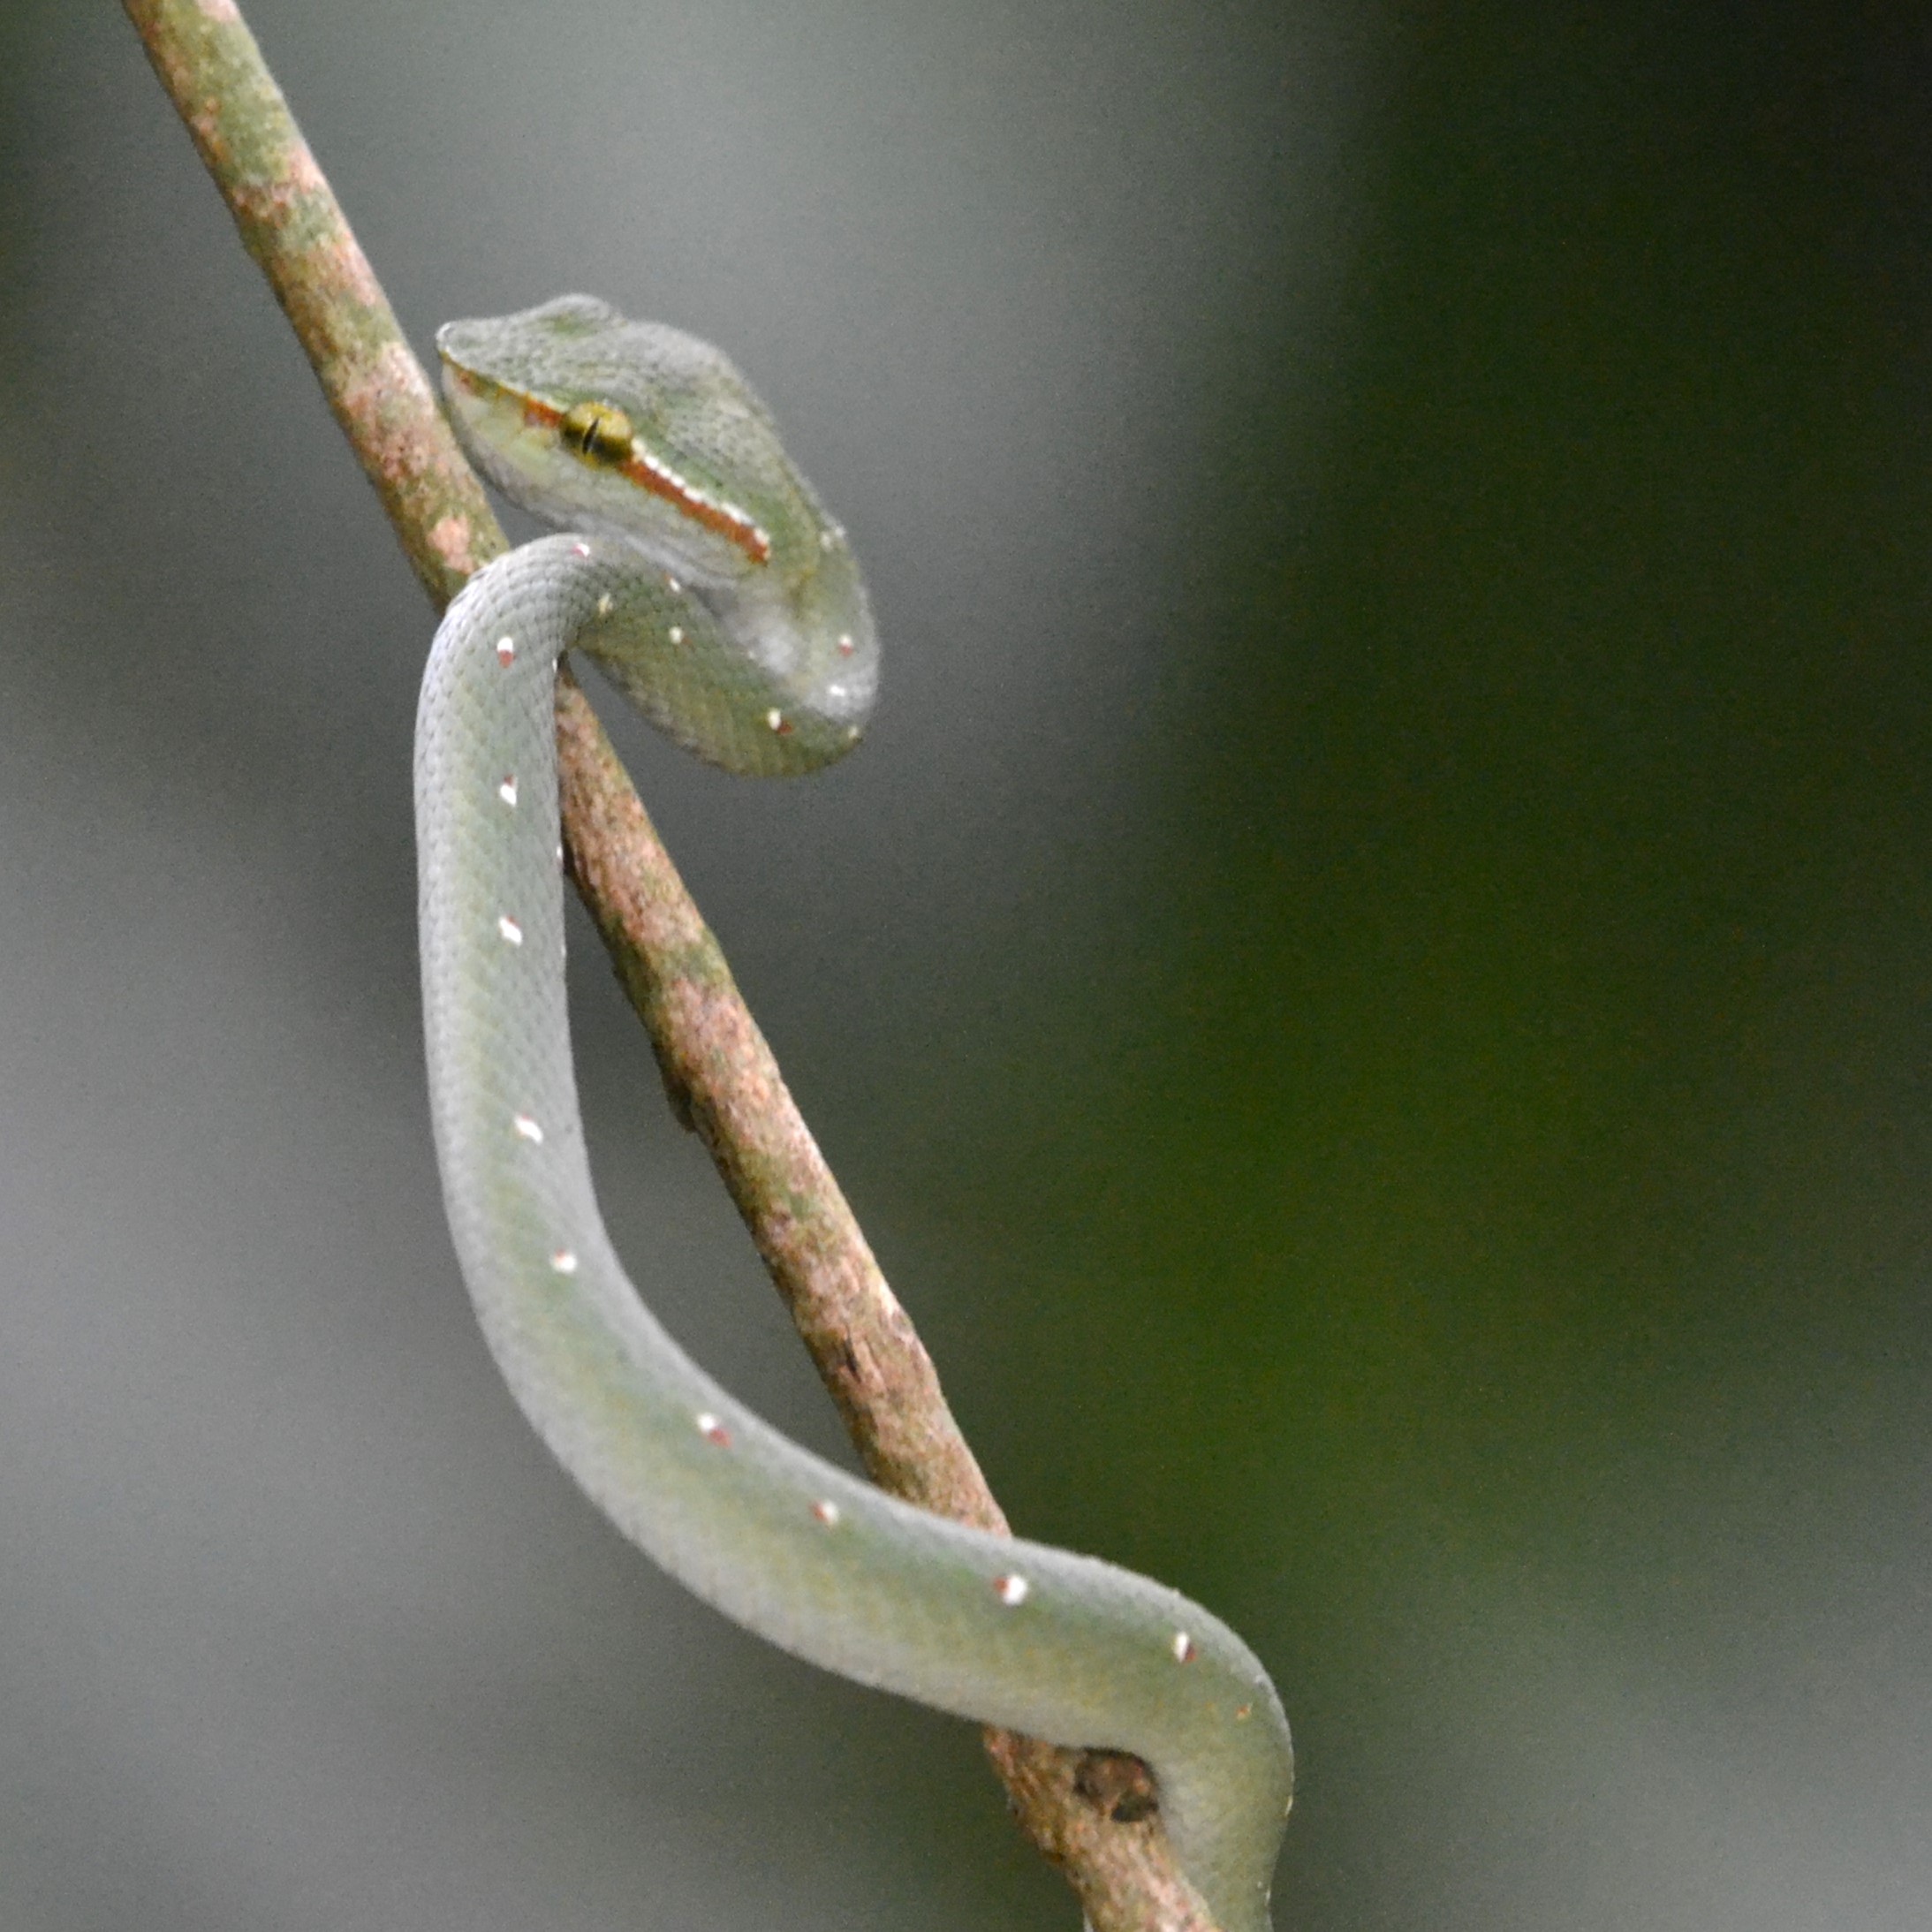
[811,1499,841,1526]
[664,572,682,595]
[498,775,519,807]
[846,725,861,742]
[819,528,837,552]
[596,593,614,617]
[668,625,685,645]
[497,914,523,945]
[837,633,854,655]
[513,1112,543,1144]
[495,636,516,665]
[1171,1631,1196,1663]
[695,1411,731,1445]
[994,1573,1030,1606]
[766,708,784,732]
[549,1248,579,1275]
[571,542,591,557]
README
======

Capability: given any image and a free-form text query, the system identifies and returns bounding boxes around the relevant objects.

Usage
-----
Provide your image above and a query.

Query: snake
[414,294,1293,1930]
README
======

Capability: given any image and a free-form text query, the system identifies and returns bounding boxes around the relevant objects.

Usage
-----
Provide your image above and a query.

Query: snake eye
[559,399,634,464]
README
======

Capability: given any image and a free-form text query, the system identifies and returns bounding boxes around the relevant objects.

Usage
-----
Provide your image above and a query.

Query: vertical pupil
[564,402,630,461]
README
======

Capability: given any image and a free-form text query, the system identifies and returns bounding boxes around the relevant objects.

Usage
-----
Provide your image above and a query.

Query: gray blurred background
[3,3,1929,1928]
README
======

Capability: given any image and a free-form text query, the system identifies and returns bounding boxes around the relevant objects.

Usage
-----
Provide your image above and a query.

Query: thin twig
[120,4,1220,1926]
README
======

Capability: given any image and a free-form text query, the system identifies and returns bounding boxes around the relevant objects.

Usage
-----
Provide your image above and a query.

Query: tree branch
[121,4,1220,1926]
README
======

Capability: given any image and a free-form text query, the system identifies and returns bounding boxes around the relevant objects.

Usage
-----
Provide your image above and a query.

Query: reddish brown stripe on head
[617,449,771,564]
[446,366,771,565]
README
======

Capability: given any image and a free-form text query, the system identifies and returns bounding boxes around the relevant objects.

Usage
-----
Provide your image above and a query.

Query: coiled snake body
[415,296,1292,1929]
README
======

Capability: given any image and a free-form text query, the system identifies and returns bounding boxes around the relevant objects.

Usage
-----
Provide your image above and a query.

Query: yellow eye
[559,399,634,464]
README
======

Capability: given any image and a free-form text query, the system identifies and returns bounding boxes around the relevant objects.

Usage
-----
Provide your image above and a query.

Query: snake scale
[414,295,1292,1929]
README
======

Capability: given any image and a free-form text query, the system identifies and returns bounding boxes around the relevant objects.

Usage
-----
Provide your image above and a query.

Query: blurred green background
[2,3,1927,1928]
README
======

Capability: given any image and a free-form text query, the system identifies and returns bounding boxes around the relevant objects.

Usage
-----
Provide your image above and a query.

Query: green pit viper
[415,294,1292,1929]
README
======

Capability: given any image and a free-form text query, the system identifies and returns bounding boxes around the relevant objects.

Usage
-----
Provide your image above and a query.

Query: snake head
[437,295,877,760]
